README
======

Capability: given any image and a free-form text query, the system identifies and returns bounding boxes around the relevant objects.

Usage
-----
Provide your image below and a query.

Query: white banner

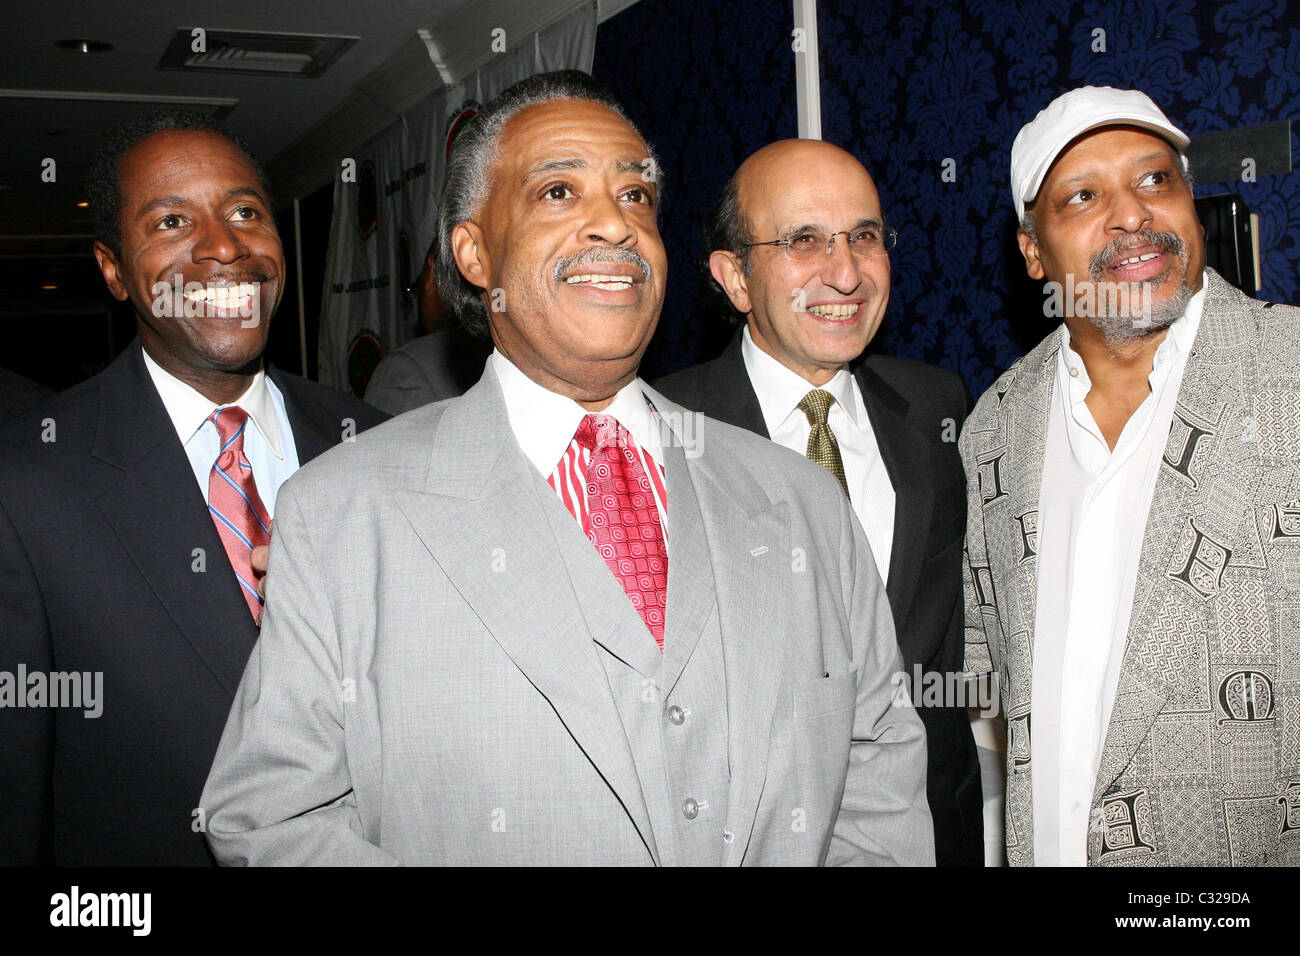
[317,4,597,395]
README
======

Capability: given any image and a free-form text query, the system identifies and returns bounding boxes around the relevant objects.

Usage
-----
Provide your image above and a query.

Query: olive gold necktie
[797,389,851,499]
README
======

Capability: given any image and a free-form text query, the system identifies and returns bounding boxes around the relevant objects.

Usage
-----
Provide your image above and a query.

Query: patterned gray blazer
[962,268,1300,866]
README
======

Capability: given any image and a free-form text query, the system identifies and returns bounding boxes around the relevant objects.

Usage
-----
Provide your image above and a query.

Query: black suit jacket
[655,330,984,866]
[0,342,388,866]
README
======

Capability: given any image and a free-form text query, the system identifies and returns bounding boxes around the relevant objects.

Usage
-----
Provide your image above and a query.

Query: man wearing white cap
[961,86,1300,866]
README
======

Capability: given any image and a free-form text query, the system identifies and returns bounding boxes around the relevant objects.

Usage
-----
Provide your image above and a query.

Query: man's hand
[252,520,274,622]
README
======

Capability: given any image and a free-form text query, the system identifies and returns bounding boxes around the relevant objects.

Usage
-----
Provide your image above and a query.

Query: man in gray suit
[201,71,932,865]
[963,86,1300,865]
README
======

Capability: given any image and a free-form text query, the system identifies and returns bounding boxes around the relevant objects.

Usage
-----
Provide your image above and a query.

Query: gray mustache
[554,246,651,283]
[1089,230,1185,279]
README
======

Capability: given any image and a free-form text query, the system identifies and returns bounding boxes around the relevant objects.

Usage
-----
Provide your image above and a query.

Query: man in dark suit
[656,139,983,865]
[0,366,54,421]
[0,111,386,865]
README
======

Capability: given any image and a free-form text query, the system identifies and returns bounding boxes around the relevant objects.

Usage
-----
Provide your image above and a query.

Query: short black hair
[85,110,272,257]
[701,173,753,326]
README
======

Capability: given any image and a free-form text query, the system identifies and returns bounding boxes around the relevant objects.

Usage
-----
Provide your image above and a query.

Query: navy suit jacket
[0,342,387,865]
[655,330,984,866]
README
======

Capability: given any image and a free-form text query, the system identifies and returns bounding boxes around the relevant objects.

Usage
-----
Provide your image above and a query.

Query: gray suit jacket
[363,330,489,414]
[962,269,1300,866]
[202,365,933,865]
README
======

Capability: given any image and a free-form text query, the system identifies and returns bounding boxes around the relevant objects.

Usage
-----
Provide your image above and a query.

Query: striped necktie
[207,406,272,622]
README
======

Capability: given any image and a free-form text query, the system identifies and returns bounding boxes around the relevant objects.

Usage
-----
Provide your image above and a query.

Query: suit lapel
[711,472,790,864]
[854,363,933,626]
[392,370,661,863]
[92,344,259,697]
[700,331,768,436]
[995,339,1058,646]
[972,335,1057,864]
[651,406,719,692]
[533,472,665,679]
[642,384,792,863]
[1092,272,1252,803]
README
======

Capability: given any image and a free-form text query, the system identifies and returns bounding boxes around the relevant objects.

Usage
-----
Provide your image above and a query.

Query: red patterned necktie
[574,413,668,651]
[207,406,272,622]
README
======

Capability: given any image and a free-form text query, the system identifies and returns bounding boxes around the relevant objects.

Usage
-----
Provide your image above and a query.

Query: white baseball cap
[1010,86,1190,220]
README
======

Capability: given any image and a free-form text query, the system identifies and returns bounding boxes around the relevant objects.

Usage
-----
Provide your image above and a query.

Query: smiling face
[1018,126,1205,341]
[93,129,283,390]
[448,98,666,405]
[712,140,890,387]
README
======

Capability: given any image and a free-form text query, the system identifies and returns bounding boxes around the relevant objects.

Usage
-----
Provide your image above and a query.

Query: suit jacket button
[667,704,685,725]
[682,797,699,820]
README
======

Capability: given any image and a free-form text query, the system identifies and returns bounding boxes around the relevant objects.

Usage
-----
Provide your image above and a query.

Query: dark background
[594,0,1300,393]
[4,0,1297,398]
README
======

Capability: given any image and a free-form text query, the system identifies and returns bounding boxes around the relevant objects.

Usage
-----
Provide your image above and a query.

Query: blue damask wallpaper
[595,0,1300,394]
[593,0,799,378]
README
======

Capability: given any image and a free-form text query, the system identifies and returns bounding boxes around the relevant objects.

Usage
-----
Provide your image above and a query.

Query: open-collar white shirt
[1032,276,1207,866]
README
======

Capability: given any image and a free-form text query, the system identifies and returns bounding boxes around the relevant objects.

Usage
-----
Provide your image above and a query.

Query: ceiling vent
[157,29,357,78]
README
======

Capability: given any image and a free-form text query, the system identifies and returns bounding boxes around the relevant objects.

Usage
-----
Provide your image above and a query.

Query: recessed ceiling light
[58,39,113,54]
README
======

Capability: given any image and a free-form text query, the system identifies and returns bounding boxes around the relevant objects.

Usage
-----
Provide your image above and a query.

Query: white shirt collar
[740,324,862,434]
[1057,270,1208,396]
[141,348,284,458]
[488,349,664,477]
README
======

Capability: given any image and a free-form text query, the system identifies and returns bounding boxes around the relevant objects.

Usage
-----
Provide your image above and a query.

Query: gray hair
[436,70,661,336]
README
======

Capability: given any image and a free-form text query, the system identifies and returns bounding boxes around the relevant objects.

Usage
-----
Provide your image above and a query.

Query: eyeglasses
[743,226,898,260]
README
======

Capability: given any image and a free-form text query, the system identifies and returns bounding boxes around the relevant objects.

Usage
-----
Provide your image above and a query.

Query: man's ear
[92,241,131,302]
[709,249,752,315]
[1016,229,1046,281]
[450,222,488,292]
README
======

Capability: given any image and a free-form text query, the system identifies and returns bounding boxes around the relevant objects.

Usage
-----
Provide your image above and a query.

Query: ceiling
[0,0,636,253]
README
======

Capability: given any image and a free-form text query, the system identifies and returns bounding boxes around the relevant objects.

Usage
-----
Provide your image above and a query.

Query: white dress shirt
[141,349,300,515]
[488,350,668,531]
[1032,277,1206,866]
[741,326,895,583]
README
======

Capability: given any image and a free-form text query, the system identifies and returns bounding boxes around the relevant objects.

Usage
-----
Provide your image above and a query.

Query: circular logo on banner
[446,102,480,163]
[356,160,379,240]
[347,328,383,397]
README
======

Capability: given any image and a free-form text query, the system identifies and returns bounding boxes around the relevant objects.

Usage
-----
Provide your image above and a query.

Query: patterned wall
[594,0,799,379]
[595,0,1300,394]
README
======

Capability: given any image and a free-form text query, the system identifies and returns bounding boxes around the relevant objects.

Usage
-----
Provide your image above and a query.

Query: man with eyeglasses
[656,139,984,866]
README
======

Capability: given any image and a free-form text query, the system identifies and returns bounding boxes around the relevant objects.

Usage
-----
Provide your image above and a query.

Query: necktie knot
[211,405,250,448]
[797,389,836,428]
[574,413,626,453]
[796,389,850,499]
